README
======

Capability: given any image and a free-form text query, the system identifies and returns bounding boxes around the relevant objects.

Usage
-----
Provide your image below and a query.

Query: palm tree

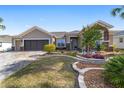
[111,6,124,19]
[0,17,6,31]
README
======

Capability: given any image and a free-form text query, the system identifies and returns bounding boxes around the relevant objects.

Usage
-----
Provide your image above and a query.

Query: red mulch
[76,62,102,69]
[84,69,115,88]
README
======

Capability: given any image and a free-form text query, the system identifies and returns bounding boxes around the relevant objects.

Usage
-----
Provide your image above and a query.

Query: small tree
[82,25,102,54]
[44,44,56,54]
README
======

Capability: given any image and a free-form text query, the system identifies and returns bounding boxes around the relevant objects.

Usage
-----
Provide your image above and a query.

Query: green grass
[1,56,78,88]
[64,51,77,57]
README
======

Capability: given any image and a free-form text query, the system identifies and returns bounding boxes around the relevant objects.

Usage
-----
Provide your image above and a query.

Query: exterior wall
[0,43,12,51]
[65,35,70,43]
[78,33,83,49]
[12,38,23,51]
[113,36,124,49]
[109,32,113,46]
[13,29,53,51]
[65,33,79,50]
[14,38,52,51]
[23,29,52,39]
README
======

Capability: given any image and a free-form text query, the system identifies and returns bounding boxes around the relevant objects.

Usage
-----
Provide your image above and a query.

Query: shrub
[112,44,116,52]
[44,44,56,53]
[96,45,101,51]
[96,44,107,51]
[92,53,104,59]
[82,54,92,58]
[65,51,77,57]
[100,44,107,51]
[115,48,120,52]
[104,56,124,87]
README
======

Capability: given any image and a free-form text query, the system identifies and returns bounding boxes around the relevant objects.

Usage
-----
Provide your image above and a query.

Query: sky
[0,5,123,35]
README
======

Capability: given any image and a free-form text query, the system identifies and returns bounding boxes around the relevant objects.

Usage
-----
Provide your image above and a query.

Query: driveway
[0,51,46,81]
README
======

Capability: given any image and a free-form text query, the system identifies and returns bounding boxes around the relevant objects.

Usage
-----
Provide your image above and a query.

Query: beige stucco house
[12,20,114,51]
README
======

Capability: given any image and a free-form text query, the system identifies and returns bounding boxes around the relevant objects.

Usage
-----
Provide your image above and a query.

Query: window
[56,38,66,47]
[0,42,2,47]
[119,38,123,43]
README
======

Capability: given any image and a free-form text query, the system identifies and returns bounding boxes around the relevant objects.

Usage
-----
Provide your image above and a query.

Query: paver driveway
[0,51,46,81]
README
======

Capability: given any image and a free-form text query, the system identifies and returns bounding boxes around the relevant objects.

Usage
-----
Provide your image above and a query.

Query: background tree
[111,6,124,19]
[82,24,102,54]
[0,17,6,31]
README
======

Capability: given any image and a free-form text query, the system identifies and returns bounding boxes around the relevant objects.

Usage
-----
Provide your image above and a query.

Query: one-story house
[0,35,12,51]
[12,20,114,51]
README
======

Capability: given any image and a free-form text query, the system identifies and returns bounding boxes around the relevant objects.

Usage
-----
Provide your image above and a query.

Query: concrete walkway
[72,62,104,88]
[0,51,46,81]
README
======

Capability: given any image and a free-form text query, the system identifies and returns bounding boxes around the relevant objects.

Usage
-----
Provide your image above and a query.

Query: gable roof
[79,20,113,35]
[93,20,113,29]
[16,26,52,38]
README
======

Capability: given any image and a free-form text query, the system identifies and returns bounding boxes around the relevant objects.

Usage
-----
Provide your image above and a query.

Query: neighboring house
[0,35,12,51]
[12,20,114,51]
[113,31,124,49]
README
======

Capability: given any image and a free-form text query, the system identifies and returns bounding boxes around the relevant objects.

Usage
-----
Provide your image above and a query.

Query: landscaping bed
[76,62,102,69]
[84,69,114,88]
[1,56,78,88]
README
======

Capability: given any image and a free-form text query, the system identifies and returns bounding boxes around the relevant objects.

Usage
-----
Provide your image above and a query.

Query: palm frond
[104,55,124,87]
[120,12,124,19]
[0,17,3,23]
[111,8,122,16]
[0,25,6,31]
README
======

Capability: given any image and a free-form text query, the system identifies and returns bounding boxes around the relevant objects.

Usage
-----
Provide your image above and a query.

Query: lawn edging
[76,55,105,64]
[72,62,104,88]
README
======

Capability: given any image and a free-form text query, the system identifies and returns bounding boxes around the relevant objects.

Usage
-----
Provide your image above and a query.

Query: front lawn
[1,56,78,88]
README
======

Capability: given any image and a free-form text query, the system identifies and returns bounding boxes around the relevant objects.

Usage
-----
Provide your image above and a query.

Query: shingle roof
[67,30,80,36]
[0,35,12,43]
[114,31,124,36]
[51,30,80,38]
[51,32,66,38]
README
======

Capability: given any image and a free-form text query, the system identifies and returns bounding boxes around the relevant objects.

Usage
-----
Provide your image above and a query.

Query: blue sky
[0,5,123,35]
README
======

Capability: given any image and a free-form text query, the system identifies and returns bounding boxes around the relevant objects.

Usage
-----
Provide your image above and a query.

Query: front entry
[24,40,49,51]
[70,37,78,50]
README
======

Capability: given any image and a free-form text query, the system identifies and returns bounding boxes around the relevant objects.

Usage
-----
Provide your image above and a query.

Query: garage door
[24,40,49,51]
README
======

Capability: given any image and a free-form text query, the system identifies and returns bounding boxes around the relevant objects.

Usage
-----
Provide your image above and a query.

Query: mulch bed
[76,62,102,69]
[84,69,115,88]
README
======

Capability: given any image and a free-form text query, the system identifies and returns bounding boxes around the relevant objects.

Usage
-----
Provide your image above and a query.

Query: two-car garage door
[24,40,49,51]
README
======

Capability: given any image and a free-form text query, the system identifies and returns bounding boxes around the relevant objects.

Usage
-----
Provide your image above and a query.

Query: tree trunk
[87,45,90,54]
